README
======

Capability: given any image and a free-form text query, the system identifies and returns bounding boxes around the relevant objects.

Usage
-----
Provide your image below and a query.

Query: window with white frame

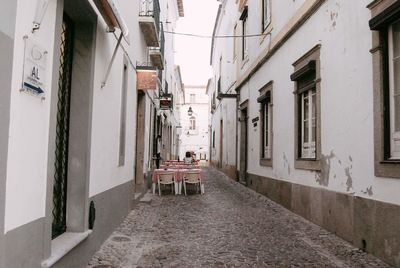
[240,7,248,60]
[189,116,196,130]
[258,82,273,165]
[300,88,316,159]
[262,0,271,31]
[263,100,272,158]
[388,21,400,159]
[190,93,196,103]
[291,46,321,171]
[368,1,400,177]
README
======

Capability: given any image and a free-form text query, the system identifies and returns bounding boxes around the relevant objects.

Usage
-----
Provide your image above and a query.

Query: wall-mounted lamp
[188,106,193,116]
[93,0,130,42]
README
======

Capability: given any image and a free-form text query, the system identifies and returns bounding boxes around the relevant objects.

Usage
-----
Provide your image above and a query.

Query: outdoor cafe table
[159,164,198,169]
[151,168,205,195]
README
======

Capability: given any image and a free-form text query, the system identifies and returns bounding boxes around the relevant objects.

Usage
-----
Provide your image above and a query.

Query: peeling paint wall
[211,0,400,206]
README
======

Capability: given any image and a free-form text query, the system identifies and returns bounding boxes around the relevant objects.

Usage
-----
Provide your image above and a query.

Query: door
[239,107,248,184]
[135,91,146,192]
[52,15,74,239]
[219,120,223,168]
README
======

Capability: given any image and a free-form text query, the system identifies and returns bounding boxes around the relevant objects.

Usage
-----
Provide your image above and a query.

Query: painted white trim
[41,230,92,268]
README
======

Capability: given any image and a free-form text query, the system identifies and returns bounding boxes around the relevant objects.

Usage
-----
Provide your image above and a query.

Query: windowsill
[41,230,92,268]
[380,160,400,164]
[260,158,272,167]
[294,158,321,171]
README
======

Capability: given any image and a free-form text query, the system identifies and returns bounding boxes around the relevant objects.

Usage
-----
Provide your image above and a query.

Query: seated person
[184,151,193,164]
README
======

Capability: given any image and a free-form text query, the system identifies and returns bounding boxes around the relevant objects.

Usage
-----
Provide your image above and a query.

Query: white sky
[174,0,220,86]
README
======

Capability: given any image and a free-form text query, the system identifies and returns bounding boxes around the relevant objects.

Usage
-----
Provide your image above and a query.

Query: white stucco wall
[180,86,210,160]
[211,0,400,205]
[88,0,146,197]
[4,0,144,232]
[5,0,59,232]
[209,0,240,168]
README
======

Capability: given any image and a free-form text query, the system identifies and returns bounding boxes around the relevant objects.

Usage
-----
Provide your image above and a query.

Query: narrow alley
[88,168,388,268]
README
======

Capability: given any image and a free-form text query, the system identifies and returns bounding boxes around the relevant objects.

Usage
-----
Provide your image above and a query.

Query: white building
[0,0,183,267]
[135,0,184,191]
[209,0,400,266]
[179,85,210,161]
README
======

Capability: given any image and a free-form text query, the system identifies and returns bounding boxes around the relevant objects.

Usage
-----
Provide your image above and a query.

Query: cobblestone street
[88,168,390,268]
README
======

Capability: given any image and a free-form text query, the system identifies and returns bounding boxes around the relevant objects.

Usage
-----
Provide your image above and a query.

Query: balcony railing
[158,69,162,83]
[159,22,165,57]
[139,0,160,47]
[149,23,165,69]
[139,0,160,34]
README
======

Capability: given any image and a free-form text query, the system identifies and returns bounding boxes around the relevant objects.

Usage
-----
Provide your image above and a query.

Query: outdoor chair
[183,171,202,195]
[158,171,175,196]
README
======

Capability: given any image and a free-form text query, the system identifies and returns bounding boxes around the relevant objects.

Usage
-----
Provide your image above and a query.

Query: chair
[158,171,175,196]
[183,171,202,195]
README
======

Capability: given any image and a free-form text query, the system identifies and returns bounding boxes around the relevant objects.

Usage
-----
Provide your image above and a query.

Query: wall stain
[315,151,335,186]
[345,156,354,192]
[328,2,340,31]
[283,153,291,176]
[315,151,355,192]
[345,167,353,192]
[361,186,373,196]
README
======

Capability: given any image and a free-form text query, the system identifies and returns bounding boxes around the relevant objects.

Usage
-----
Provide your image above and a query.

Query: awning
[94,0,130,44]
[94,0,131,87]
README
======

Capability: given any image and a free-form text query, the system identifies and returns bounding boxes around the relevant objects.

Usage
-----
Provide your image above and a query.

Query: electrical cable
[164,31,271,38]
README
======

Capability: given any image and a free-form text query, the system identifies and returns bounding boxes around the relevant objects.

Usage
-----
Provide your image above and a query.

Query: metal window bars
[52,15,74,239]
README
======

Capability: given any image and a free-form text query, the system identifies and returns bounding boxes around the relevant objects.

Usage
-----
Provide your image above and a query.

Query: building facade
[179,85,210,161]
[135,0,184,192]
[0,0,183,267]
[209,0,400,266]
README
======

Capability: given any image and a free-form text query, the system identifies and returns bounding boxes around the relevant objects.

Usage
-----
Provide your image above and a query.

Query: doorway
[48,0,97,240]
[219,120,223,168]
[52,14,74,239]
[239,103,248,185]
[135,91,146,192]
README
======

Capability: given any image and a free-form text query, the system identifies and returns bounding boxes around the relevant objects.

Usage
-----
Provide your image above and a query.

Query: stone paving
[88,167,391,268]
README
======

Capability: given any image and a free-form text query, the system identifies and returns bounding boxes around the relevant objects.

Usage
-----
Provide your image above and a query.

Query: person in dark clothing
[155,135,162,168]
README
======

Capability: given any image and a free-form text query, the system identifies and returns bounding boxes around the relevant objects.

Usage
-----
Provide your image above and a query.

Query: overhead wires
[164,31,271,39]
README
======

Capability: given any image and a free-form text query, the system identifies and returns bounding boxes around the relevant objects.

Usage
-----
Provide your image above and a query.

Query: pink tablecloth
[159,164,199,169]
[152,168,205,183]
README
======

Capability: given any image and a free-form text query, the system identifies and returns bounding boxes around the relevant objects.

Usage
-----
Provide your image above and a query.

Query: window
[388,22,400,159]
[211,91,216,111]
[300,89,317,159]
[262,0,271,31]
[119,60,128,166]
[190,94,196,103]
[240,7,248,60]
[189,116,196,130]
[368,1,400,178]
[233,24,238,61]
[212,131,215,148]
[291,45,321,171]
[257,81,273,166]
